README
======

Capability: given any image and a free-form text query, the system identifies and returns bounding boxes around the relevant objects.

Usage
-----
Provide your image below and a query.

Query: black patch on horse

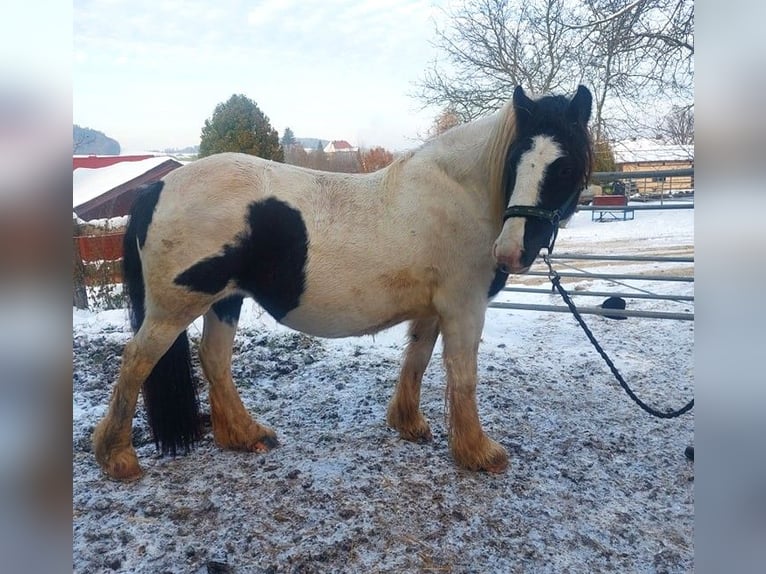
[123,181,164,331]
[487,269,509,298]
[175,198,308,322]
[212,295,244,325]
[127,181,164,249]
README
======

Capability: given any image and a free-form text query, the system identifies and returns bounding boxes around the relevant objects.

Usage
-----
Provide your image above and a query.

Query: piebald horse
[93,86,593,480]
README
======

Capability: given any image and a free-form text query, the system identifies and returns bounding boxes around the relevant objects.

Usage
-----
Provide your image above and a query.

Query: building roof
[612,138,694,164]
[73,156,182,220]
[72,154,156,171]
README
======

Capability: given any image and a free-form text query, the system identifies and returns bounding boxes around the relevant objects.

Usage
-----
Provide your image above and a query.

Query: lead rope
[541,252,694,419]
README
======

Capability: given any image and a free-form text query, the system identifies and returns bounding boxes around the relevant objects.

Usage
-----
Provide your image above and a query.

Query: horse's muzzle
[493,244,531,274]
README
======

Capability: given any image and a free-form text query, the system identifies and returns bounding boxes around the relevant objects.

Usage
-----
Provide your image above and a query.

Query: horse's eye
[559,166,573,178]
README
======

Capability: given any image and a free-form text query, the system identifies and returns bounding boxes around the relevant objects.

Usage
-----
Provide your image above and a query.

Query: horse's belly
[279,279,432,338]
[279,301,414,338]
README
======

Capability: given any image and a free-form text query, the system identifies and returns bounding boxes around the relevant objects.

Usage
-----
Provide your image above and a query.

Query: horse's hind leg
[199,298,277,452]
[93,320,187,481]
[387,316,439,442]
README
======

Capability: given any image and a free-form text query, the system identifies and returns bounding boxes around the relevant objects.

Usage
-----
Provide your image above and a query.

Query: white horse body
[92,86,593,480]
[145,115,501,339]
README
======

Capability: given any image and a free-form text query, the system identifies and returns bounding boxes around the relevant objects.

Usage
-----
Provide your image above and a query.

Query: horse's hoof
[387,408,433,443]
[400,425,433,444]
[213,421,279,453]
[100,451,143,482]
[483,453,509,474]
[253,434,279,452]
[453,438,509,473]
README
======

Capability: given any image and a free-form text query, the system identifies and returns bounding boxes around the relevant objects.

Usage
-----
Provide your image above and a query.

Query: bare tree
[416,0,693,140]
[659,104,694,145]
[308,143,328,171]
[418,0,583,121]
[576,0,650,141]
[284,144,310,167]
[578,0,693,138]
[629,0,693,95]
[73,128,95,154]
[427,107,463,139]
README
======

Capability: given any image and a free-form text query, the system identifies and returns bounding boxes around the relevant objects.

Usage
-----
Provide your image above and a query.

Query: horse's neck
[422,113,502,195]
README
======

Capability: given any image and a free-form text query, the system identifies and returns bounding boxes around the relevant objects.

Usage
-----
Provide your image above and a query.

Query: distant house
[324,140,358,154]
[612,138,694,195]
[73,155,182,221]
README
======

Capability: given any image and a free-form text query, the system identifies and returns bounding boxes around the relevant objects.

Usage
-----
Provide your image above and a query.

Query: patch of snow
[73,156,175,208]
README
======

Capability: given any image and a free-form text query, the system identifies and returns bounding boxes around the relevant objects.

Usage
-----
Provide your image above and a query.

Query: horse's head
[493,85,593,274]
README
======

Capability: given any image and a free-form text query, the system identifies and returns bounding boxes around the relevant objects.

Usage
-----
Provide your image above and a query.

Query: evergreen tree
[199,94,284,161]
[281,127,297,147]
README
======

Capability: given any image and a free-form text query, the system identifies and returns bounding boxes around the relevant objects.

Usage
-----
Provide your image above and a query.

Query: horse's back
[137,151,497,336]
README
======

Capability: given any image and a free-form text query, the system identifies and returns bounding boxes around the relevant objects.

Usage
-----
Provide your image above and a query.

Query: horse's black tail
[123,181,201,456]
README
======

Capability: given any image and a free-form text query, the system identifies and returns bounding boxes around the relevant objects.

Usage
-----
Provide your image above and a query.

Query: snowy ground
[73,202,694,573]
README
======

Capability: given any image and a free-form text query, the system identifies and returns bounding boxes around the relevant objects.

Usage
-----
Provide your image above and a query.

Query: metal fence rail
[488,301,694,321]
[487,168,695,321]
[591,168,693,181]
[577,203,693,211]
[491,213,694,321]
[550,253,693,263]
[590,167,694,199]
[521,270,693,282]
[501,286,694,302]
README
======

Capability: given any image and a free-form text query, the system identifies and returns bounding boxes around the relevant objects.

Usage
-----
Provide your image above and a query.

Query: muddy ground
[73,307,694,573]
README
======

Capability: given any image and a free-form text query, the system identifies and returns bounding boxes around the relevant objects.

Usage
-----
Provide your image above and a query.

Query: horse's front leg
[440,303,508,473]
[387,316,439,442]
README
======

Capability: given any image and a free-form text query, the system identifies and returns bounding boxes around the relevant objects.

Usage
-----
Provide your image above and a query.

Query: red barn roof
[73,156,182,220]
[73,154,156,171]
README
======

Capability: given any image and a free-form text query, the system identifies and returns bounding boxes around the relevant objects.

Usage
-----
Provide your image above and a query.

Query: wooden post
[73,219,89,310]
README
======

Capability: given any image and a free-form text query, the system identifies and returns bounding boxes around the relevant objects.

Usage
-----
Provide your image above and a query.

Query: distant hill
[73,125,120,155]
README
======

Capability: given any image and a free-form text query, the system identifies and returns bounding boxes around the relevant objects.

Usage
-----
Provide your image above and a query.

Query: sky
[73,0,453,153]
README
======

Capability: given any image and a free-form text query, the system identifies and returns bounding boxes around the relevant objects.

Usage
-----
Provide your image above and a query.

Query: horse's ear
[568,85,592,126]
[513,86,535,124]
